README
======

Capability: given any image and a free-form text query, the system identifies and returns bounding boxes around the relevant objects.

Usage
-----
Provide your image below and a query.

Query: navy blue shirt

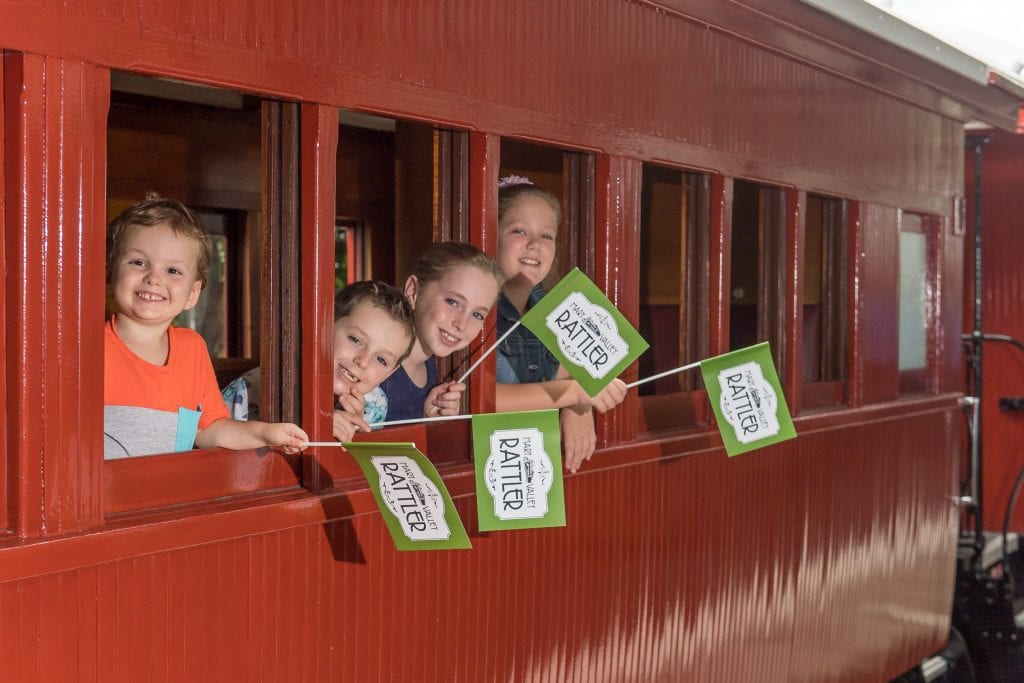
[379,356,438,421]
[496,288,560,384]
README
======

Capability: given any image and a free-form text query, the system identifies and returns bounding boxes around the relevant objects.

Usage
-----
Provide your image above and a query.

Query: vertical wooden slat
[846,201,864,408]
[4,52,104,538]
[468,131,499,417]
[0,51,6,534]
[709,174,733,357]
[593,154,640,447]
[299,102,346,486]
[786,188,806,413]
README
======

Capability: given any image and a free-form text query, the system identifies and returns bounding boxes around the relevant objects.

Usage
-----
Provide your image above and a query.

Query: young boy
[221,280,416,442]
[104,194,309,458]
[329,280,417,441]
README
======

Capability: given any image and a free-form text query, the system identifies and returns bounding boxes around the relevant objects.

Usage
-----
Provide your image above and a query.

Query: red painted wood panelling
[4,53,106,536]
[0,1,961,211]
[0,405,958,681]
[0,56,6,534]
[594,155,641,447]
[857,203,901,405]
[300,103,346,487]
[966,130,1024,532]
[468,131,499,418]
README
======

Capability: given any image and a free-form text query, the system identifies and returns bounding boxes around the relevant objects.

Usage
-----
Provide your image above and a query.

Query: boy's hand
[263,422,309,454]
[336,386,366,417]
[424,382,466,417]
[560,405,596,474]
[584,378,628,414]
[333,409,370,443]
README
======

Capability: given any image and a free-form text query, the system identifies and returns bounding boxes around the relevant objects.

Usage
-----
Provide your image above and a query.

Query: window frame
[102,83,306,516]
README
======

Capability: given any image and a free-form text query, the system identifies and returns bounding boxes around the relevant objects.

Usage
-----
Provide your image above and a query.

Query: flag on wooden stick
[699,342,796,456]
[471,409,565,531]
[519,268,649,396]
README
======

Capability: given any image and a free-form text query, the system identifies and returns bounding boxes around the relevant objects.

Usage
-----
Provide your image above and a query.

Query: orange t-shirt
[104,318,229,458]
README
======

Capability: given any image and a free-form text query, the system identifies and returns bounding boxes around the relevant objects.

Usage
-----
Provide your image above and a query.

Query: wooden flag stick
[626,360,702,389]
[371,413,473,429]
[302,413,474,446]
[455,320,521,384]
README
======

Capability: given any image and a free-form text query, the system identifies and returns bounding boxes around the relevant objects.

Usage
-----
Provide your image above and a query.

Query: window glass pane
[899,226,927,371]
[730,180,785,358]
[802,195,847,385]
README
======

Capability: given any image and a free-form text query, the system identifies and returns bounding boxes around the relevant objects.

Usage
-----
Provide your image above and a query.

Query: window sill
[104,447,302,515]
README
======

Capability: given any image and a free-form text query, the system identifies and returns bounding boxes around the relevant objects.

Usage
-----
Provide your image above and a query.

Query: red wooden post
[4,53,106,536]
[299,102,348,486]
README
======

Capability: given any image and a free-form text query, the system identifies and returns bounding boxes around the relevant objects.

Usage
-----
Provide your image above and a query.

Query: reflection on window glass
[899,225,927,371]
[175,224,228,358]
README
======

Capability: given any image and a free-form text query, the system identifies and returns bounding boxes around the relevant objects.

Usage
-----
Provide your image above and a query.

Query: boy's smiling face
[110,222,203,328]
[332,301,414,396]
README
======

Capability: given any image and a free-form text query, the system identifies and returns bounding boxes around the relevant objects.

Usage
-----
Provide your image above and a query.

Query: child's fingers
[289,424,310,443]
[332,410,370,436]
[336,392,363,415]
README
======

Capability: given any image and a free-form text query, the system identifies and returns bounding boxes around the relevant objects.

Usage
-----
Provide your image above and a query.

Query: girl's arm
[560,404,596,473]
[495,366,628,414]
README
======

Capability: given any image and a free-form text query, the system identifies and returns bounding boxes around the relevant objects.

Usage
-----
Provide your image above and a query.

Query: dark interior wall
[335,122,396,284]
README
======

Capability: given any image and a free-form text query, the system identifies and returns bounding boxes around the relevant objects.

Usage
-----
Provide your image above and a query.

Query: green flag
[520,268,649,397]
[471,410,565,531]
[345,442,471,550]
[700,342,797,457]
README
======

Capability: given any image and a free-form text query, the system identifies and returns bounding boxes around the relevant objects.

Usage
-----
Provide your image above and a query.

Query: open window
[898,211,937,395]
[103,73,303,514]
[636,164,711,432]
[729,180,787,376]
[801,194,849,408]
[336,111,473,466]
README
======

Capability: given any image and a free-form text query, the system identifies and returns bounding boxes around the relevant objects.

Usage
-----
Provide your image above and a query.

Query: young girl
[370,242,504,422]
[493,177,627,472]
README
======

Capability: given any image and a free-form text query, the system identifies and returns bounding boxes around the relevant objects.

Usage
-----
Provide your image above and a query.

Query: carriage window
[104,73,302,512]
[802,194,848,408]
[636,164,710,431]
[730,181,787,372]
[899,212,934,394]
[338,111,472,463]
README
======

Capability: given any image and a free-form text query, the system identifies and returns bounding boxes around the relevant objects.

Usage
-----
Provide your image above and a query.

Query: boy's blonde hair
[334,280,417,363]
[410,241,505,291]
[106,193,213,289]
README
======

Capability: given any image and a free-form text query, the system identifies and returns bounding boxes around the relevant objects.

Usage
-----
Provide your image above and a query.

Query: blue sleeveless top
[378,356,438,421]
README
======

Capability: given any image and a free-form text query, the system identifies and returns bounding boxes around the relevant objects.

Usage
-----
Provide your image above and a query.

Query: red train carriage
[0,1,1020,680]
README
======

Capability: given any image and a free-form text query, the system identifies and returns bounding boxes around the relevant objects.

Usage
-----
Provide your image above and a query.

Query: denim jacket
[496,288,560,384]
